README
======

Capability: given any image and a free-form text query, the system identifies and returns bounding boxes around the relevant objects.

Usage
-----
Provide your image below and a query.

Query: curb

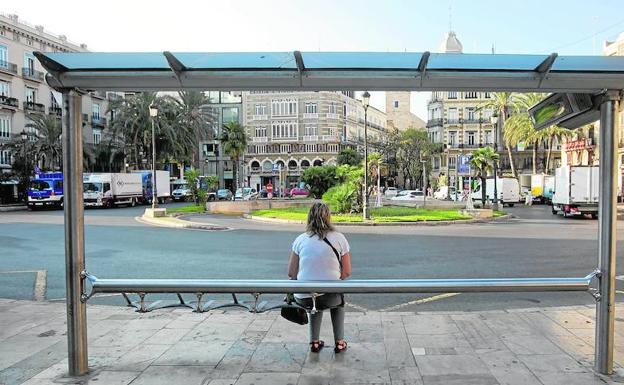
[0,205,28,212]
[135,215,231,231]
[243,214,514,227]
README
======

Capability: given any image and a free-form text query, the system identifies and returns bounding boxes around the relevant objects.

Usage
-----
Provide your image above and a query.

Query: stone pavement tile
[478,349,542,385]
[213,331,266,378]
[566,328,594,345]
[451,314,503,350]
[0,333,63,371]
[402,315,460,335]
[184,322,249,342]
[128,365,212,385]
[516,353,591,374]
[143,327,191,345]
[205,312,254,325]
[247,318,275,332]
[543,311,595,329]
[518,312,575,337]
[420,374,500,385]
[88,346,134,367]
[344,323,384,344]
[333,342,388,370]
[234,372,299,385]
[165,318,203,330]
[414,354,490,377]
[84,370,140,385]
[500,334,564,355]
[123,317,175,330]
[481,313,537,336]
[382,318,406,340]
[331,366,392,384]
[533,372,611,385]
[30,359,68,379]
[153,340,234,366]
[91,327,160,349]
[407,333,471,349]
[244,342,308,373]
[546,334,595,359]
[384,338,416,367]
[388,366,423,385]
[262,319,308,343]
[0,341,66,385]
[107,343,171,371]
[206,380,236,385]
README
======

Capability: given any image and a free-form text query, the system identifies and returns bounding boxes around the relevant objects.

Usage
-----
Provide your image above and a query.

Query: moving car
[289,187,309,198]
[217,189,233,201]
[390,190,424,201]
[384,187,399,197]
[171,180,192,201]
[235,187,258,200]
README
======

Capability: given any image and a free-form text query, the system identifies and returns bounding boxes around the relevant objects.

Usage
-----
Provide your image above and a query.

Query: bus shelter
[34,50,623,376]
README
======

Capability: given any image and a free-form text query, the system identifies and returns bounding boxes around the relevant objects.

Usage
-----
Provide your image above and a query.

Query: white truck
[131,170,171,204]
[83,173,143,208]
[471,177,521,207]
[530,174,556,204]
[552,166,599,218]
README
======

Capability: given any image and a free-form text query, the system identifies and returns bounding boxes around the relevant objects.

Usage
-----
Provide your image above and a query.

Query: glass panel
[222,107,239,123]
[220,91,242,103]
[301,52,423,69]
[175,52,297,69]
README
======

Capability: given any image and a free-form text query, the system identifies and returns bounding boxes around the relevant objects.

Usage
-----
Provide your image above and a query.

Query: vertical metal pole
[363,107,369,220]
[62,90,88,375]
[595,92,619,375]
[151,117,157,208]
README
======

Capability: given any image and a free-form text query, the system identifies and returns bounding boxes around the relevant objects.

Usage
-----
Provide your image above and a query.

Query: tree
[469,147,500,206]
[477,92,516,177]
[396,128,433,189]
[220,121,247,197]
[26,113,62,171]
[337,147,362,166]
[185,168,201,204]
[301,165,339,198]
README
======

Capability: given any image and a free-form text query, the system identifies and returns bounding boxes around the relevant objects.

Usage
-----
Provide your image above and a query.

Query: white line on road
[379,293,461,312]
[0,270,47,301]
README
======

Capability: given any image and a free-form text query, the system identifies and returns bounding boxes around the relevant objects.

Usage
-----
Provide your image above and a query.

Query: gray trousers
[296,294,345,342]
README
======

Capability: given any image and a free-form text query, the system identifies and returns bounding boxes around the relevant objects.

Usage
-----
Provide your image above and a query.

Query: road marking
[0,270,47,301]
[346,302,369,312]
[379,293,460,312]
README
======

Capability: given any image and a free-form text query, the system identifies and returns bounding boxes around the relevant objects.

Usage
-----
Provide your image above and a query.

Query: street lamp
[149,103,158,209]
[19,131,28,202]
[490,111,499,211]
[362,91,370,220]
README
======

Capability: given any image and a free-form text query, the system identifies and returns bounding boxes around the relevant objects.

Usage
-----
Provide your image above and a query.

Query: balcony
[252,136,268,142]
[321,135,339,142]
[426,118,443,128]
[22,68,44,82]
[302,135,319,141]
[463,118,480,124]
[0,61,18,76]
[23,101,45,113]
[446,118,461,125]
[0,96,19,109]
[326,113,340,119]
[303,113,318,119]
[92,115,107,127]
[252,114,268,121]
[272,136,297,142]
[48,105,62,116]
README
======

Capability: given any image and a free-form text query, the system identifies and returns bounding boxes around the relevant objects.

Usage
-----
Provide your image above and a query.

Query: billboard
[457,155,471,174]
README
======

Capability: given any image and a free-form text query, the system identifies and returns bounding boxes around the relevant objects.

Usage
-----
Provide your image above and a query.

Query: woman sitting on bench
[287,202,352,353]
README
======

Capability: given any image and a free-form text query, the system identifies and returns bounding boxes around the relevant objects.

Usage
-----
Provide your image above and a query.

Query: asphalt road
[0,202,622,312]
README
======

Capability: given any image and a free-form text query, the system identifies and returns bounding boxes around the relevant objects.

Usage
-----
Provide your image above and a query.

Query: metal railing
[83,271,599,313]
[0,60,17,75]
[22,67,44,81]
[0,95,18,108]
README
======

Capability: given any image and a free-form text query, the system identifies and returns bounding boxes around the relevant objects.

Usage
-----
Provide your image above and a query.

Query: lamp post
[20,131,28,201]
[362,91,370,220]
[490,112,499,211]
[149,103,158,209]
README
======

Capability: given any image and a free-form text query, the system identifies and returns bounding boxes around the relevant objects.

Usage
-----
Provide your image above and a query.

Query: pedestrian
[287,202,352,354]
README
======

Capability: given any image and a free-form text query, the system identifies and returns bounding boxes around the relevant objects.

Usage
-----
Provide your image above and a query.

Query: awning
[34,51,624,92]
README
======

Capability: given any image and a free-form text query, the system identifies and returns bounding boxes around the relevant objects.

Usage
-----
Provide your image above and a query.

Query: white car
[390,190,425,201]
[384,187,399,197]
[235,187,258,200]
[433,186,457,200]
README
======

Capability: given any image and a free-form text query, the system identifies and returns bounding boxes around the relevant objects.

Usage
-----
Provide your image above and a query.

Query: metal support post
[62,90,88,376]
[363,107,369,220]
[594,91,619,375]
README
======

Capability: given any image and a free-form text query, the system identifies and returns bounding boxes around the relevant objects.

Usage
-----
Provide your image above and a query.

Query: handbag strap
[322,237,342,271]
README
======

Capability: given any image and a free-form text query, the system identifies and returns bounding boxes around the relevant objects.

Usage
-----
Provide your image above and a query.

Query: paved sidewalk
[0,299,622,385]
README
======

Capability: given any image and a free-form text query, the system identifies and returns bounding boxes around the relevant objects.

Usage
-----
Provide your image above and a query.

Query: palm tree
[541,125,576,172]
[220,121,247,197]
[469,146,500,207]
[26,113,62,170]
[477,92,516,178]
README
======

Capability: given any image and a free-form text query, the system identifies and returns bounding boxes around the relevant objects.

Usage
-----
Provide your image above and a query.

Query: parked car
[235,187,258,200]
[171,182,193,201]
[390,190,425,201]
[433,186,456,200]
[289,187,310,198]
[259,188,269,198]
[216,189,233,201]
[384,187,399,197]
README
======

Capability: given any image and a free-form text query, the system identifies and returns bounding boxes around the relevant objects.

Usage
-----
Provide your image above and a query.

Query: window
[0,80,9,97]
[222,107,239,123]
[329,127,337,136]
[304,125,318,136]
[25,87,36,103]
[484,130,493,145]
[255,126,267,137]
[93,128,102,144]
[482,109,493,121]
[254,104,266,115]
[465,91,478,99]
[92,104,100,119]
[0,150,10,165]
[220,91,241,103]
[0,115,10,138]
[305,102,317,114]
[271,99,298,116]
[448,131,456,146]
[328,103,337,114]
[484,92,491,99]
[24,52,35,72]
[468,131,476,145]
[271,121,298,138]
[448,108,458,122]
[449,156,456,168]
[448,91,457,99]
[0,45,7,67]
[465,107,476,121]
[393,100,399,108]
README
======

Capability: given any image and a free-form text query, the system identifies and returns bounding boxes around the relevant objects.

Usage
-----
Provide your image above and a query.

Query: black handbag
[281,293,308,325]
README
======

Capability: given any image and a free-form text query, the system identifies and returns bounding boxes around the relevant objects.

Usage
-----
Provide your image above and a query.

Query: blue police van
[27,172,64,209]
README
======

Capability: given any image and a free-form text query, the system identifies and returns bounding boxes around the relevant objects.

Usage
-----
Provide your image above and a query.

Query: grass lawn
[251,206,473,223]
[167,205,205,214]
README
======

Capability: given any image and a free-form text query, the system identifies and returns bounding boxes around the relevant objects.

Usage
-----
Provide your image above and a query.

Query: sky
[5,0,624,119]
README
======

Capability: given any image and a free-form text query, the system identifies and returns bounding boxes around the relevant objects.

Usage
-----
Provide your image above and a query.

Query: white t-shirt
[292,231,350,298]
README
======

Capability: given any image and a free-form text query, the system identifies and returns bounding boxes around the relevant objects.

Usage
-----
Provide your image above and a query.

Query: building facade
[242,91,386,192]
[0,13,111,174]
[385,91,425,131]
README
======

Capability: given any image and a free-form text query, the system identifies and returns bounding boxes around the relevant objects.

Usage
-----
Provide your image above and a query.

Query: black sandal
[334,340,348,353]
[310,340,325,353]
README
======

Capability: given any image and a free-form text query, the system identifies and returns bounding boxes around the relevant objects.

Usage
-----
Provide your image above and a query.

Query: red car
[288,187,310,197]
